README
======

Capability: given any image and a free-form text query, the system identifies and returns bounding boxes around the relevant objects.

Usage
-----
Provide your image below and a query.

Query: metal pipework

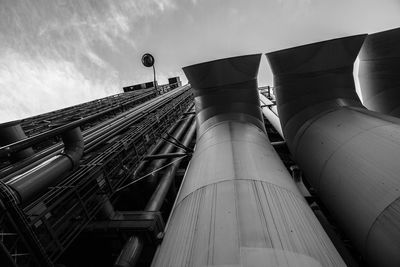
[259,93,284,138]
[5,127,84,204]
[145,114,194,186]
[359,27,400,116]
[152,55,345,266]
[131,115,185,180]
[266,34,400,267]
[115,121,196,267]
[0,120,34,163]
[145,121,195,212]
[114,236,143,267]
[0,86,190,180]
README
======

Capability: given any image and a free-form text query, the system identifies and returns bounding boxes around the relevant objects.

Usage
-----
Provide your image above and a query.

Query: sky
[1,0,399,123]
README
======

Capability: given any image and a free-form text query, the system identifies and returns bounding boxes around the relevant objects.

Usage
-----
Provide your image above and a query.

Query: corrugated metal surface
[176,121,298,204]
[153,179,342,267]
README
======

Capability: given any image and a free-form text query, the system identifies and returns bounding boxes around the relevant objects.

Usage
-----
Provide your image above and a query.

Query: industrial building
[1,28,400,267]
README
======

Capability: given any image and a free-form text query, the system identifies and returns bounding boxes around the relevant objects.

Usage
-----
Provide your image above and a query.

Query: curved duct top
[60,127,84,168]
[266,34,367,147]
[359,28,400,60]
[359,27,400,116]
[183,54,265,136]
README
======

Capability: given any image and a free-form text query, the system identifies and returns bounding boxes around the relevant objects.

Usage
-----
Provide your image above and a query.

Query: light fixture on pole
[141,53,158,93]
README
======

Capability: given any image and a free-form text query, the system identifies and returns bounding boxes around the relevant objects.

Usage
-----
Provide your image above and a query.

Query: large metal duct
[151,54,344,266]
[5,127,84,204]
[266,34,400,267]
[359,28,400,116]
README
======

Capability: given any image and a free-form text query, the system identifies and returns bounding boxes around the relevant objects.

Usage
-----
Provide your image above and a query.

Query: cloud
[0,50,119,123]
[0,0,178,123]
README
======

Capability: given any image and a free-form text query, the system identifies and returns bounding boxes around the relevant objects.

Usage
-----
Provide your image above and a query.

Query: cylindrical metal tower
[267,34,400,267]
[152,54,345,267]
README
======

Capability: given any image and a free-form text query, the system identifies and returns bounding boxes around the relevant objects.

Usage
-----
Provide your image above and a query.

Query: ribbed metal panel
[175,121,299,204]
[153,179,341,267]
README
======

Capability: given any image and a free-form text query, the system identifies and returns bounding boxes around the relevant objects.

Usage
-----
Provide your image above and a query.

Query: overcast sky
[1,0,399,123]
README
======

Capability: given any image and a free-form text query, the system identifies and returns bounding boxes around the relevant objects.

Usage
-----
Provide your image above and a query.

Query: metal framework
[0,84,193,266]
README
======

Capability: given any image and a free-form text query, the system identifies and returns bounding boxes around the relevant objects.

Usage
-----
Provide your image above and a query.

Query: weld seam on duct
[151,54,344,267]
[266,34,400,267]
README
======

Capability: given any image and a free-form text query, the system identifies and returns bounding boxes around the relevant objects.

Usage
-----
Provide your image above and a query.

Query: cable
[115,154,189,193]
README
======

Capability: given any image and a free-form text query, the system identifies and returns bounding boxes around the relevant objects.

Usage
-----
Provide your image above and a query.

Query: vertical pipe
[131,104,194,181]
[145,121,195,211]
[266,34,400,267]
[114,114,196,267]
[152,54,345,267]
[146,115,194,186]
[114,236,143,267]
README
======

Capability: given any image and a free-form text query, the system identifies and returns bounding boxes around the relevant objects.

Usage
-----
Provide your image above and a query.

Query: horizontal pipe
[359,27,400,116]
[0,86,190,180]
[152,54,344,266]
[0,92,154,177]
[0,99,132,158]
[0,120,34,163]
[266,34,400,267]
[6,127,84,204]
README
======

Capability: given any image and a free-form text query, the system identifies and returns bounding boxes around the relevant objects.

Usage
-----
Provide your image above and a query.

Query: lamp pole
[141,53,158,94]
